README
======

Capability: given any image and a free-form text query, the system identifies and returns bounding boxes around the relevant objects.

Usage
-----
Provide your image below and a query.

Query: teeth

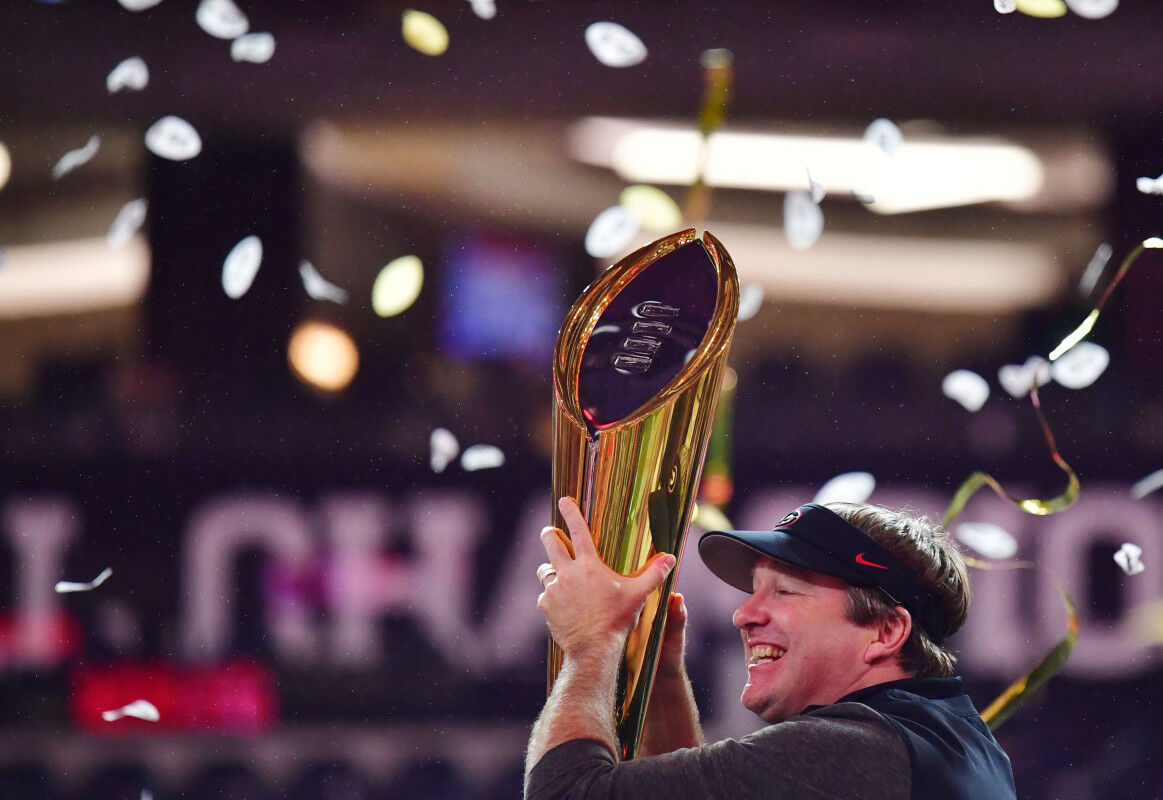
[750,644,786,662]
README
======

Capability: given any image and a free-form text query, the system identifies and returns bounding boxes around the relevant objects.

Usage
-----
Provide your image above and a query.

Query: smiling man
[524,499,1017,800]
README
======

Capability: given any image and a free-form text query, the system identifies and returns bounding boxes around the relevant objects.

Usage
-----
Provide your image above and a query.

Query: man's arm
[525,497,676,774]
[637,593,703,756]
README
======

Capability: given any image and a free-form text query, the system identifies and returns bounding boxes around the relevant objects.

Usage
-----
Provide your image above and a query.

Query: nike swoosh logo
[855,553,888,569]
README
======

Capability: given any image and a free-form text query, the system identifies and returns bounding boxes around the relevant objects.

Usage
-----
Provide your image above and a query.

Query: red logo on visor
[855,553,888,570]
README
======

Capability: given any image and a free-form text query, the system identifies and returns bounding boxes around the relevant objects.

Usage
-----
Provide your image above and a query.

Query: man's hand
[639,591,704,756]
[655,592,689,680]
[537,496,677,660]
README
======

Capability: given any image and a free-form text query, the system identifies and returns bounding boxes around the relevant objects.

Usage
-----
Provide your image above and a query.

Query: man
[525,497,1016,800]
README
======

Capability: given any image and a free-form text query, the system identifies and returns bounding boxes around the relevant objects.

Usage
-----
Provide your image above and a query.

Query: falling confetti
[402,10,449,56]
[783,190,824,250]
[298,260,347,303]
[196,0,249,40]
[144,116,203,161]
[1135,175,1163,195]
[1064,0,1118,18]
[106,57,149,93]
[1131,469,1163,500]
[584,22,647,68]
[942,370,991,413]
[372,255,424,317]
[994,0,1018,12]
[102,699,160,722]
[736,283,764,322]
[619,185,682,232]
[221,235,263,299]
[955,522,1018,560]
[231,32,275,63]
[1049,342,1109,389]
[468,0,496,19]
[461,444,505,471]
[118,0,164,9]
[1014,0,1068,17]
[430,428,460,473]
[1114,542,1144,576]
[584,205,640,259]
[1077,242,1113,298]
[813,471,876,505]
[55,567,113,594]
[51,135,101,179]
[107,198,148,249]
[807,169,826,204]
[997,356,1050,398]
[863,118,903,157]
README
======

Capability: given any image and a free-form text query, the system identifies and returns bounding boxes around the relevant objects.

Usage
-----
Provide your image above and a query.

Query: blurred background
[0,0,1161,798]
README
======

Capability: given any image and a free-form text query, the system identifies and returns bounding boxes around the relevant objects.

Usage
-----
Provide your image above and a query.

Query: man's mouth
[748,644,786,666]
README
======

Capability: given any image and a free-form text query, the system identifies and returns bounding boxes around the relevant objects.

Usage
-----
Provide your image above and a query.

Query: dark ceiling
[3,1,1162,132]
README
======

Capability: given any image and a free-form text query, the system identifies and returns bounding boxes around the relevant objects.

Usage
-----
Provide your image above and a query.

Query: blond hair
[825,502,970,678]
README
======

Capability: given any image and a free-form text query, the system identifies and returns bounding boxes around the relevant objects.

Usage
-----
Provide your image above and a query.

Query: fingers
[667,592,688,626]
[628,552,677,597]
[557,496,597,557]
[539,526,571,566]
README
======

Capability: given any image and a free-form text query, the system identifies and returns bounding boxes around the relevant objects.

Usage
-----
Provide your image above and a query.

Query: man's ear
[864,607,912,665]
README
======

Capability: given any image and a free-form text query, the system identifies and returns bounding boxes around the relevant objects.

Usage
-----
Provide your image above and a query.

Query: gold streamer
[682,49,733,224]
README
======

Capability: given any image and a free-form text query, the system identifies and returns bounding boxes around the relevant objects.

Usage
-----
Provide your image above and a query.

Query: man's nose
[732,591,766,630]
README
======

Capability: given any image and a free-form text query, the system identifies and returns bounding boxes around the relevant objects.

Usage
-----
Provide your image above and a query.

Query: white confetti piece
[863,118,903,157]
[807,169,826,203]
[737,283,764,322]
[51,135,101,179]
[55,567,113,594]
[298,260,347,303]
[106,198,148,249]
[1136,175,1163,195]
[1131,469,1163,500]
[1050,341,1109,389]
[196,0,249,40]
[783,190,824,250]
[221,235,263,299]
[942,370,991,413]
[955,522,1018,560]
[461,444,505,471]
[468,0,496,19]
[144,116,202,161]
[231,31,275,63]
[1064,0,1118,18]
[1114,542,1144,576]
[118,0,165,9]
[102,699,159,722]
[106,57,149,93]
[994,0,1017,12]
[813,471,876,505]
[584,205,640,259]
[402,10,449,56]
[372,255,424,317]
[1078,242,1113,298]
[430,428,460,473]
[997,356,1050,398]
[620,185,681,232]
[585,22,647,68]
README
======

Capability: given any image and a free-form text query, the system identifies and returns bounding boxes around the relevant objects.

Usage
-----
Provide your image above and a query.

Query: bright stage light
[287,320,360,393]
[0,236,149,318]
[570,117,1046,214]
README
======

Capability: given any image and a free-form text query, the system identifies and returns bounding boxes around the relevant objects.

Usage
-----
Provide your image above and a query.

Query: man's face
[732,556,878,723]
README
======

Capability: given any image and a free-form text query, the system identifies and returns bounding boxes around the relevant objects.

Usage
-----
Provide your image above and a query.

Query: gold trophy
[549,228,739,759]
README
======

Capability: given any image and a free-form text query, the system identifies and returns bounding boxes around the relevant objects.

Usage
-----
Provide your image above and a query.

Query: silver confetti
[585,22,647,68]
[51,135,101,179]
[430,428,460,473]
[102,699,159,722]
[461,444,505,471]
[863,118,903,157]
[106,57,149,93]
[1113,542,1144,576]
[1131,469,1163,500]
[107,199,148,249]
[298,260,348,303]
[994,0,1017,12]
[1078,242,1113,298]
[813,471,876,504]
[955,522,1018,560]
[55,567,113,594]
[942,370,990,413]
[468,0,497,19]
[1050,342,1109,389]
[1064,0,1118,18]
[1135,175,1163,195]
[997,356,1050,398]
[584,205,640,259]
[230,32,275,63]
[737,283,764,322]
[118,0,165,9]
[783,190,824,250]
[222,235,263,299]
[196,0,249,40]
[144,116,202,161]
